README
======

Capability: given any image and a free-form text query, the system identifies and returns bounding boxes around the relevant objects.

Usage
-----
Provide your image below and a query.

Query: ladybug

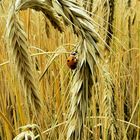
[67,52,78,70]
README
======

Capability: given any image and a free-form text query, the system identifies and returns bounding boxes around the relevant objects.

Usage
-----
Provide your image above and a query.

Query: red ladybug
[67,52,78,70]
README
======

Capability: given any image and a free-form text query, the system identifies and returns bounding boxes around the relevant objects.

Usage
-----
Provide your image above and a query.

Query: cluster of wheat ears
[0,0,139,140]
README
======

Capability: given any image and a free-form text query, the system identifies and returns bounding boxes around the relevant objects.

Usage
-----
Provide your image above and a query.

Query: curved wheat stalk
[6,5,41,113]
[15,0,100,139]
[15,0,64,32]
[48,1,101,139]
[15,0,117,139]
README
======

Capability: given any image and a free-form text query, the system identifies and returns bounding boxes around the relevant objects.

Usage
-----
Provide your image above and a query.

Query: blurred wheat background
[0,0,140,140]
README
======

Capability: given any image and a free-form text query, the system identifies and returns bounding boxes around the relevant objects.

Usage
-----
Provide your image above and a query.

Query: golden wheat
[6,5,41,114]
[0,0,139,139]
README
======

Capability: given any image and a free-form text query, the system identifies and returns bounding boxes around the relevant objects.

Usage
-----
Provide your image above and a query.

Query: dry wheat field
[0,0,140,140]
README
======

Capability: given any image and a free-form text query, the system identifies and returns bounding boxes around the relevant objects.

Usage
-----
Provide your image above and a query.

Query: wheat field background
[0,0,140,140]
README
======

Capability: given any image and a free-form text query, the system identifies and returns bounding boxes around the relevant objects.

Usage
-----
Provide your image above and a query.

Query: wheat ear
[67,39,97,140]
[49,1,100,139]
[102,66,120,140]
[6,5,41,112]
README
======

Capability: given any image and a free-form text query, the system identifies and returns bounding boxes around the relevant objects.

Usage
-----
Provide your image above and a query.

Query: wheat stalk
[16,0,99,139]
[6,5,41,113]
[67,39,97,140]
[46,0,101,139]
[101,0,114,48]
[102,65,120,140]
[48,1,101,139]
[15,0,117,139]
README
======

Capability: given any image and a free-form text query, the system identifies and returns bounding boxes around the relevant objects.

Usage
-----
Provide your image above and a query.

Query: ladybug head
[71,51,77,56]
